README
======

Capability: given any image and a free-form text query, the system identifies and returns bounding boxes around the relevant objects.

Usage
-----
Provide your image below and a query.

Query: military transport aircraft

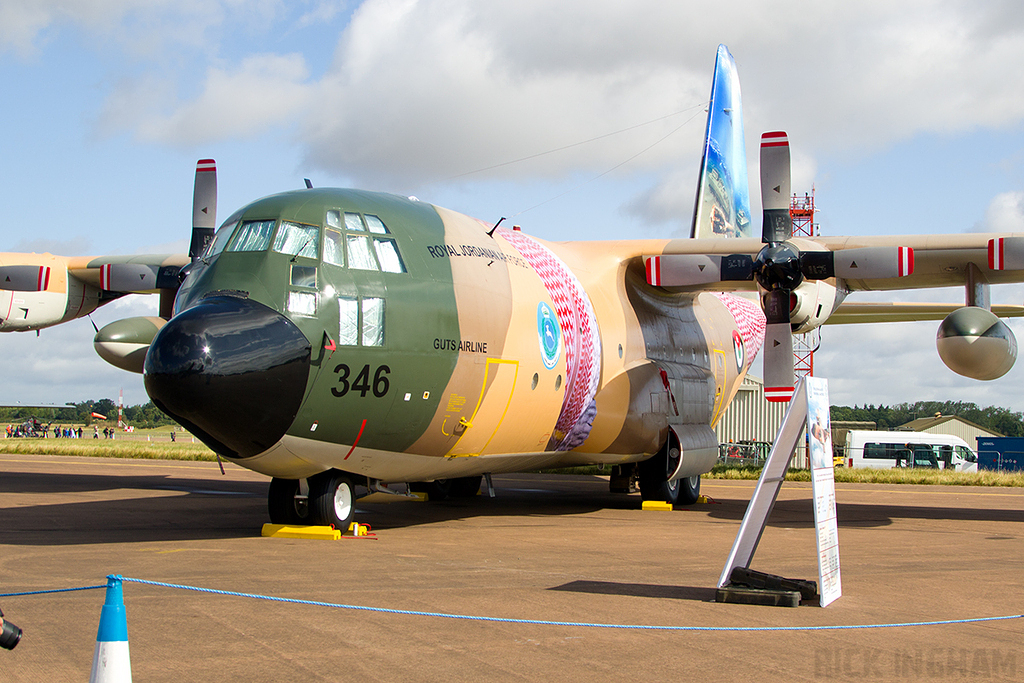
[3,45,1024,529]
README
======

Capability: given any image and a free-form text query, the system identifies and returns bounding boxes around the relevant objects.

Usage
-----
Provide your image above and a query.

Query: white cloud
[0,1,222,58]
[978,191,1024,233]
[0,294,156,406]
[8,0,1024,413]
[103,53,314,146]
[63,0,1024,205]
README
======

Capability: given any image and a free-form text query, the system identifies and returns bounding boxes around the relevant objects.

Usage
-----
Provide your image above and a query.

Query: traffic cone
[90,575,132,682]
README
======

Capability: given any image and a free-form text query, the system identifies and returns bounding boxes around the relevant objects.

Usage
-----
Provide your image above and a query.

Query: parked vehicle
[844,430,978,472]
[718,441,770,467]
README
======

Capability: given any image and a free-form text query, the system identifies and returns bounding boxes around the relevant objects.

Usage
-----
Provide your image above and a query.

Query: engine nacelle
[94,316,167,373]
[936,307,1017,380]
[788,279,845,334]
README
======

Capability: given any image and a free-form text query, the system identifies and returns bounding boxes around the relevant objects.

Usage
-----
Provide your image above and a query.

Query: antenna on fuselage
[486,216,506,237]
[304,178,313,189]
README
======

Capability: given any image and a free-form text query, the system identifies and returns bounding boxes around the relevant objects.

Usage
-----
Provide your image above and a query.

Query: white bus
[843,430,978,472]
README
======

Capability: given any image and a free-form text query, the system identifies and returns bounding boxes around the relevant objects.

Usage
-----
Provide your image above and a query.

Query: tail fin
[690,45,751,240]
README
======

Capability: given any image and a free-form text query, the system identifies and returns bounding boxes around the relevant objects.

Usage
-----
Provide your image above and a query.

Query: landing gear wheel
[267,477,309,524]
[638,436,700,505]
[676,474,701,506]
[308,470,356,528]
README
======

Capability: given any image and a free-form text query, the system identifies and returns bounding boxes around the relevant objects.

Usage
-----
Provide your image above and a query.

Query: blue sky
[2,1,1024,412]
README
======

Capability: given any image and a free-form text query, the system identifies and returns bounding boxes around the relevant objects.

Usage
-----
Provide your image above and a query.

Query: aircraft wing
[826,302,1024,324]
[641,232,1024,292]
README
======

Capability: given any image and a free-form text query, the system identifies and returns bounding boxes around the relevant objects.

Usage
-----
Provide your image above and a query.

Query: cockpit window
[338,296,385,347]
[273,222,319,259]
[364,214,389,234]
[322,210,406,274]
[347,235,377,270]
[204,221,237,259]
[362,297,385,346]
[227,220,275,252]
[344,212,365,232]
[373,238,405,273]
[323,228,344,266]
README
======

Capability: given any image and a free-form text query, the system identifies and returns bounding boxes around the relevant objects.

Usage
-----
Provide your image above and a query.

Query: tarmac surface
[0,452,1021,682]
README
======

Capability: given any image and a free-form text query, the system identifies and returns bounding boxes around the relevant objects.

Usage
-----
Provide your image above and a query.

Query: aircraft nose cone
[144,294,312,458]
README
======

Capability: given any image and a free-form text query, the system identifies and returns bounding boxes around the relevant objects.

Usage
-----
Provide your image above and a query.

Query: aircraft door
[711,349,727,422]
[445,359,518,457]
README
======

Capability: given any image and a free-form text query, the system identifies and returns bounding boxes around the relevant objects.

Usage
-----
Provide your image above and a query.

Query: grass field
[4,436,1023,487]
[0,427,217,461]
[542,463,1024,487]
[707,464,1024,487]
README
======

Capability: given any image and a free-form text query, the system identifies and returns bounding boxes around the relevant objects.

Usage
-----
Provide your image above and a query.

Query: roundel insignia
[732,329,745,371]
[537,302,561,370]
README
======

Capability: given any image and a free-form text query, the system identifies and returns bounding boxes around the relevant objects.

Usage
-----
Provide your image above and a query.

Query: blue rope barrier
[110,576,1024,633]
[6,576,1022,633]
[0,584,106,598]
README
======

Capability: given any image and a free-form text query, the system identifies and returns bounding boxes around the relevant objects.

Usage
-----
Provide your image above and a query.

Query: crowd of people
[4,423,121,439]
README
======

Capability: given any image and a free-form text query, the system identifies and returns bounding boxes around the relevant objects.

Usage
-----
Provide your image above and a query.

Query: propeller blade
[762,288,794,402]
[760,131,791,244]
[0,265,50,292]
[763,322,795,402]
[189,159,218,262]
[645,254,754,287]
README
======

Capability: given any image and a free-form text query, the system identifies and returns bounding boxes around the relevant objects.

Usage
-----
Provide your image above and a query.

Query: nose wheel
[308,470,357,529]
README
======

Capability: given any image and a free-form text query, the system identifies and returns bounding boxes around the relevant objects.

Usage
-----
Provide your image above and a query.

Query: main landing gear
[636,432,701,506]
[267,470,357,529]
[409,475,482,500]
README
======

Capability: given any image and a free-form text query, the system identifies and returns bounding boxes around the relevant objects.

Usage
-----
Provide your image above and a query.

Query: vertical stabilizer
[690,45,751,240]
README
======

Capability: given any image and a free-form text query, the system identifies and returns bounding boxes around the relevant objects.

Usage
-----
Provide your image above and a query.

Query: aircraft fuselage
[146,188,762,485]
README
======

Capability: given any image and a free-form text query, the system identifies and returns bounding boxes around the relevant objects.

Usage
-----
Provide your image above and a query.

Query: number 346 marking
[332,364,390,398]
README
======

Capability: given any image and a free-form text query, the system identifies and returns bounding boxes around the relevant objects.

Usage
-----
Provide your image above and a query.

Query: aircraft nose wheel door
[308,470,357,528]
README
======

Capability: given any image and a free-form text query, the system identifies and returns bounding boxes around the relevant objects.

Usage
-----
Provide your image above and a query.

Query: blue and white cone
[90,575,132,683]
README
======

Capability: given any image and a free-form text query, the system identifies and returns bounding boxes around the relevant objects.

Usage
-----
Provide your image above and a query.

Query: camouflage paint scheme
[170,188,763,483]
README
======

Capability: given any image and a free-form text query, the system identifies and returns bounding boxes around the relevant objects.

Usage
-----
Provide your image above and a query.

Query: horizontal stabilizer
[0,265,50,291]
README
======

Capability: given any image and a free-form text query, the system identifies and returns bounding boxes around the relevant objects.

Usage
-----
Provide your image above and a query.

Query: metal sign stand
[716,376,842,607]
